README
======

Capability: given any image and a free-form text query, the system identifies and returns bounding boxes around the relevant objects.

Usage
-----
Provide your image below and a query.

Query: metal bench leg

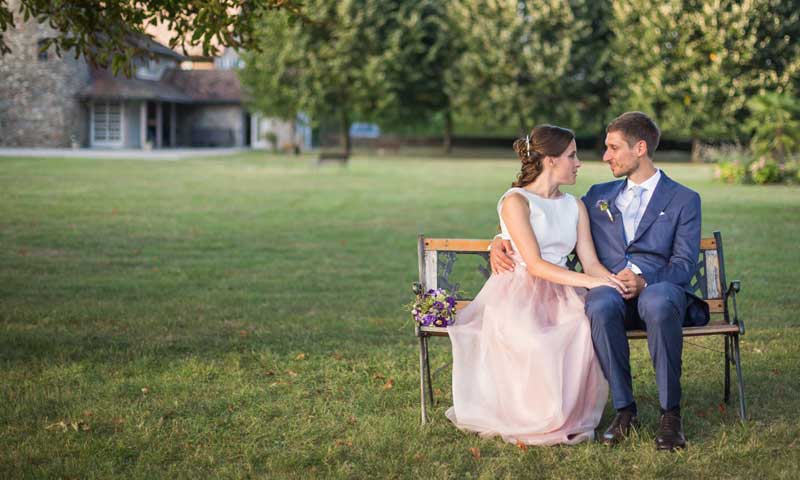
[733,333,747,421]
[419,335,428,425]
[724,334,731,404]
[424,336,434,406]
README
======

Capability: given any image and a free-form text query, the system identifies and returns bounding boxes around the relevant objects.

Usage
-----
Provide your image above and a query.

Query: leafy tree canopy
[0,0,306,73]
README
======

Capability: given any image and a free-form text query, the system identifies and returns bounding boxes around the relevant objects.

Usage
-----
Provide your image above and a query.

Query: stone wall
[0,2,90,147]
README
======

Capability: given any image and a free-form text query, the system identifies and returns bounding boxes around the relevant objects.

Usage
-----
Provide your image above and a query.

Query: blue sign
[350,123,381,138]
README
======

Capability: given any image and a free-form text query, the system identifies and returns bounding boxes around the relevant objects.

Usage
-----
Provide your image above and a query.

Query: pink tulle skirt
[445,263,608,445]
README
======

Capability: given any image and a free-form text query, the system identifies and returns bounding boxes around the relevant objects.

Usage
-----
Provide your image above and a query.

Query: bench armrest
[725,280,744,335]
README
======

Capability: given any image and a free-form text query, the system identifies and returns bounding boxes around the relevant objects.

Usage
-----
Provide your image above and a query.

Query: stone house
[0,10,309,150]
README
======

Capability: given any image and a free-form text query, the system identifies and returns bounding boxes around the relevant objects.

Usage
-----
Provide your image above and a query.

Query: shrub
[707,145,750,184]
[715,160,747,184]
[265,132,279,152]
[708,146,799,185]
[748,157,783,185]
[780,158,800,184]
[745,93,800,162]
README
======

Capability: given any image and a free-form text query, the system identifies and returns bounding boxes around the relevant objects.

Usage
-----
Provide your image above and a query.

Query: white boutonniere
[596,199,614,222]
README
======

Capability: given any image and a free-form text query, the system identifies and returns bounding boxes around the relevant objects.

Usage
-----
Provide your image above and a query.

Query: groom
[490,112,709,451]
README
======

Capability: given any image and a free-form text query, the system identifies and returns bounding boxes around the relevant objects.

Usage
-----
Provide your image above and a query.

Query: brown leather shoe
[601,411,639,446]
[655,411,686,451]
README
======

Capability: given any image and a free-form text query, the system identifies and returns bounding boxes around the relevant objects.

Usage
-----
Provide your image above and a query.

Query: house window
[37,39,48,61]
[92,101,123,146]
[134,57,167,81]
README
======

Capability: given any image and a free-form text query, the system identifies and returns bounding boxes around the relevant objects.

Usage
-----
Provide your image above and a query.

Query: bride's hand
[589,275,628,295]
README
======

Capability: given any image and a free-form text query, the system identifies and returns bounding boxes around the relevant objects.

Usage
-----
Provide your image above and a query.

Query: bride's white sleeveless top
[497,188,578,268]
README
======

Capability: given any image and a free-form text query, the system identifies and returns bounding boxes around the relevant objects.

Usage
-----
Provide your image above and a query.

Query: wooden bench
[414,231,745,424]
[316,151,350,165]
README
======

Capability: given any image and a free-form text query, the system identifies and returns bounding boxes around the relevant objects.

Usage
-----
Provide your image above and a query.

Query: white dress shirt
[615,169,661,274]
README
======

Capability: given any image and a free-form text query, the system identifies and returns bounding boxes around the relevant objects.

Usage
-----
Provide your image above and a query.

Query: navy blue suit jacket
[582,172,710,327]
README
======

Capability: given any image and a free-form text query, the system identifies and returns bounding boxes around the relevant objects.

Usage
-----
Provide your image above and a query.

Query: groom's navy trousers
[586,284,688,411]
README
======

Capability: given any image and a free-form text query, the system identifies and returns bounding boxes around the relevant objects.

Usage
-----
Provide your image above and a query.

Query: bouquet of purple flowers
[410,284,457,327]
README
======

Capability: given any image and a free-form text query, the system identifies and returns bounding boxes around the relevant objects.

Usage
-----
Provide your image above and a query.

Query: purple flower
[412,288,457,326]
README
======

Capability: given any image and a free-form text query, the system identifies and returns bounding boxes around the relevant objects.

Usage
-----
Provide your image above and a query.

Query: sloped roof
[80,67,192,102]
[80,67,244,104]
[126,32,188,61]
[163,69,242,103]
[145,22,215,58]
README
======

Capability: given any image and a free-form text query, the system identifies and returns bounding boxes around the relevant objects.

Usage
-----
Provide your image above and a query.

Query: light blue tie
[624,185,645,244]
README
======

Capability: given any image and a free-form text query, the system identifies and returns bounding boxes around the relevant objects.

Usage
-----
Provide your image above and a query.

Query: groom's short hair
[607,112,660,158]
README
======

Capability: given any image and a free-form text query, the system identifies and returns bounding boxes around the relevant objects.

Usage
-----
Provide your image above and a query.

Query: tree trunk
[691,137,703,163]
[518,112,527,136]
[290,116,299,155]
[775,125,785,161]
[443,107,453,155]
[597,118,607,155]
[339,109,351,158]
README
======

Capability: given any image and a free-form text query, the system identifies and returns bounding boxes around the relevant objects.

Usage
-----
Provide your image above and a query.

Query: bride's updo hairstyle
[511,125,575,187]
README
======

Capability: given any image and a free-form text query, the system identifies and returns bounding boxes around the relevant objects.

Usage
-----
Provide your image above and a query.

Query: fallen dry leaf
[382,378,394,390]
[158,411,175,426]
[516,440,528,451]
[335,439,353,447]
[141,387,150,395]
[264,370,275,376]
[469,447,481,460]
[46,420,68,431]
[46,420,90,432]
[373,373,385,380]
[295,353,306,360]
[434,388,443,396]
[718,403,727,414]
[73,421,90,432]
[287,370,298,377]
[238,330,249,337]
[332,352,343,360]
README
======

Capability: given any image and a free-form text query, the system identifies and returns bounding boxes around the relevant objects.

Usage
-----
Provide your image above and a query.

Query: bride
[445,125,625,445]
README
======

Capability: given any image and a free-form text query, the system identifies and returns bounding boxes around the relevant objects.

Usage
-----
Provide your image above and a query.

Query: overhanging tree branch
[0,0,309,74]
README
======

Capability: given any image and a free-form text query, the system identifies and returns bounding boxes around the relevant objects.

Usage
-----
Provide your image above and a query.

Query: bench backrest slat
[424,250,438,290]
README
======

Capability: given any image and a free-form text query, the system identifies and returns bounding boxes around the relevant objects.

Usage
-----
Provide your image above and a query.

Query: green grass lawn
[1,151,799,478]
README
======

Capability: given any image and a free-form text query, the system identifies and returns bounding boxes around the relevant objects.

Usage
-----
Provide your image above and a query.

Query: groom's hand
[615,268,646,299]
[489,238,515,274]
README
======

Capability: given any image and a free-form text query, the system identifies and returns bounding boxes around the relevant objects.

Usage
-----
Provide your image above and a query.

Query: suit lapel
[632,172,678,243]
[607,181,627,244]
